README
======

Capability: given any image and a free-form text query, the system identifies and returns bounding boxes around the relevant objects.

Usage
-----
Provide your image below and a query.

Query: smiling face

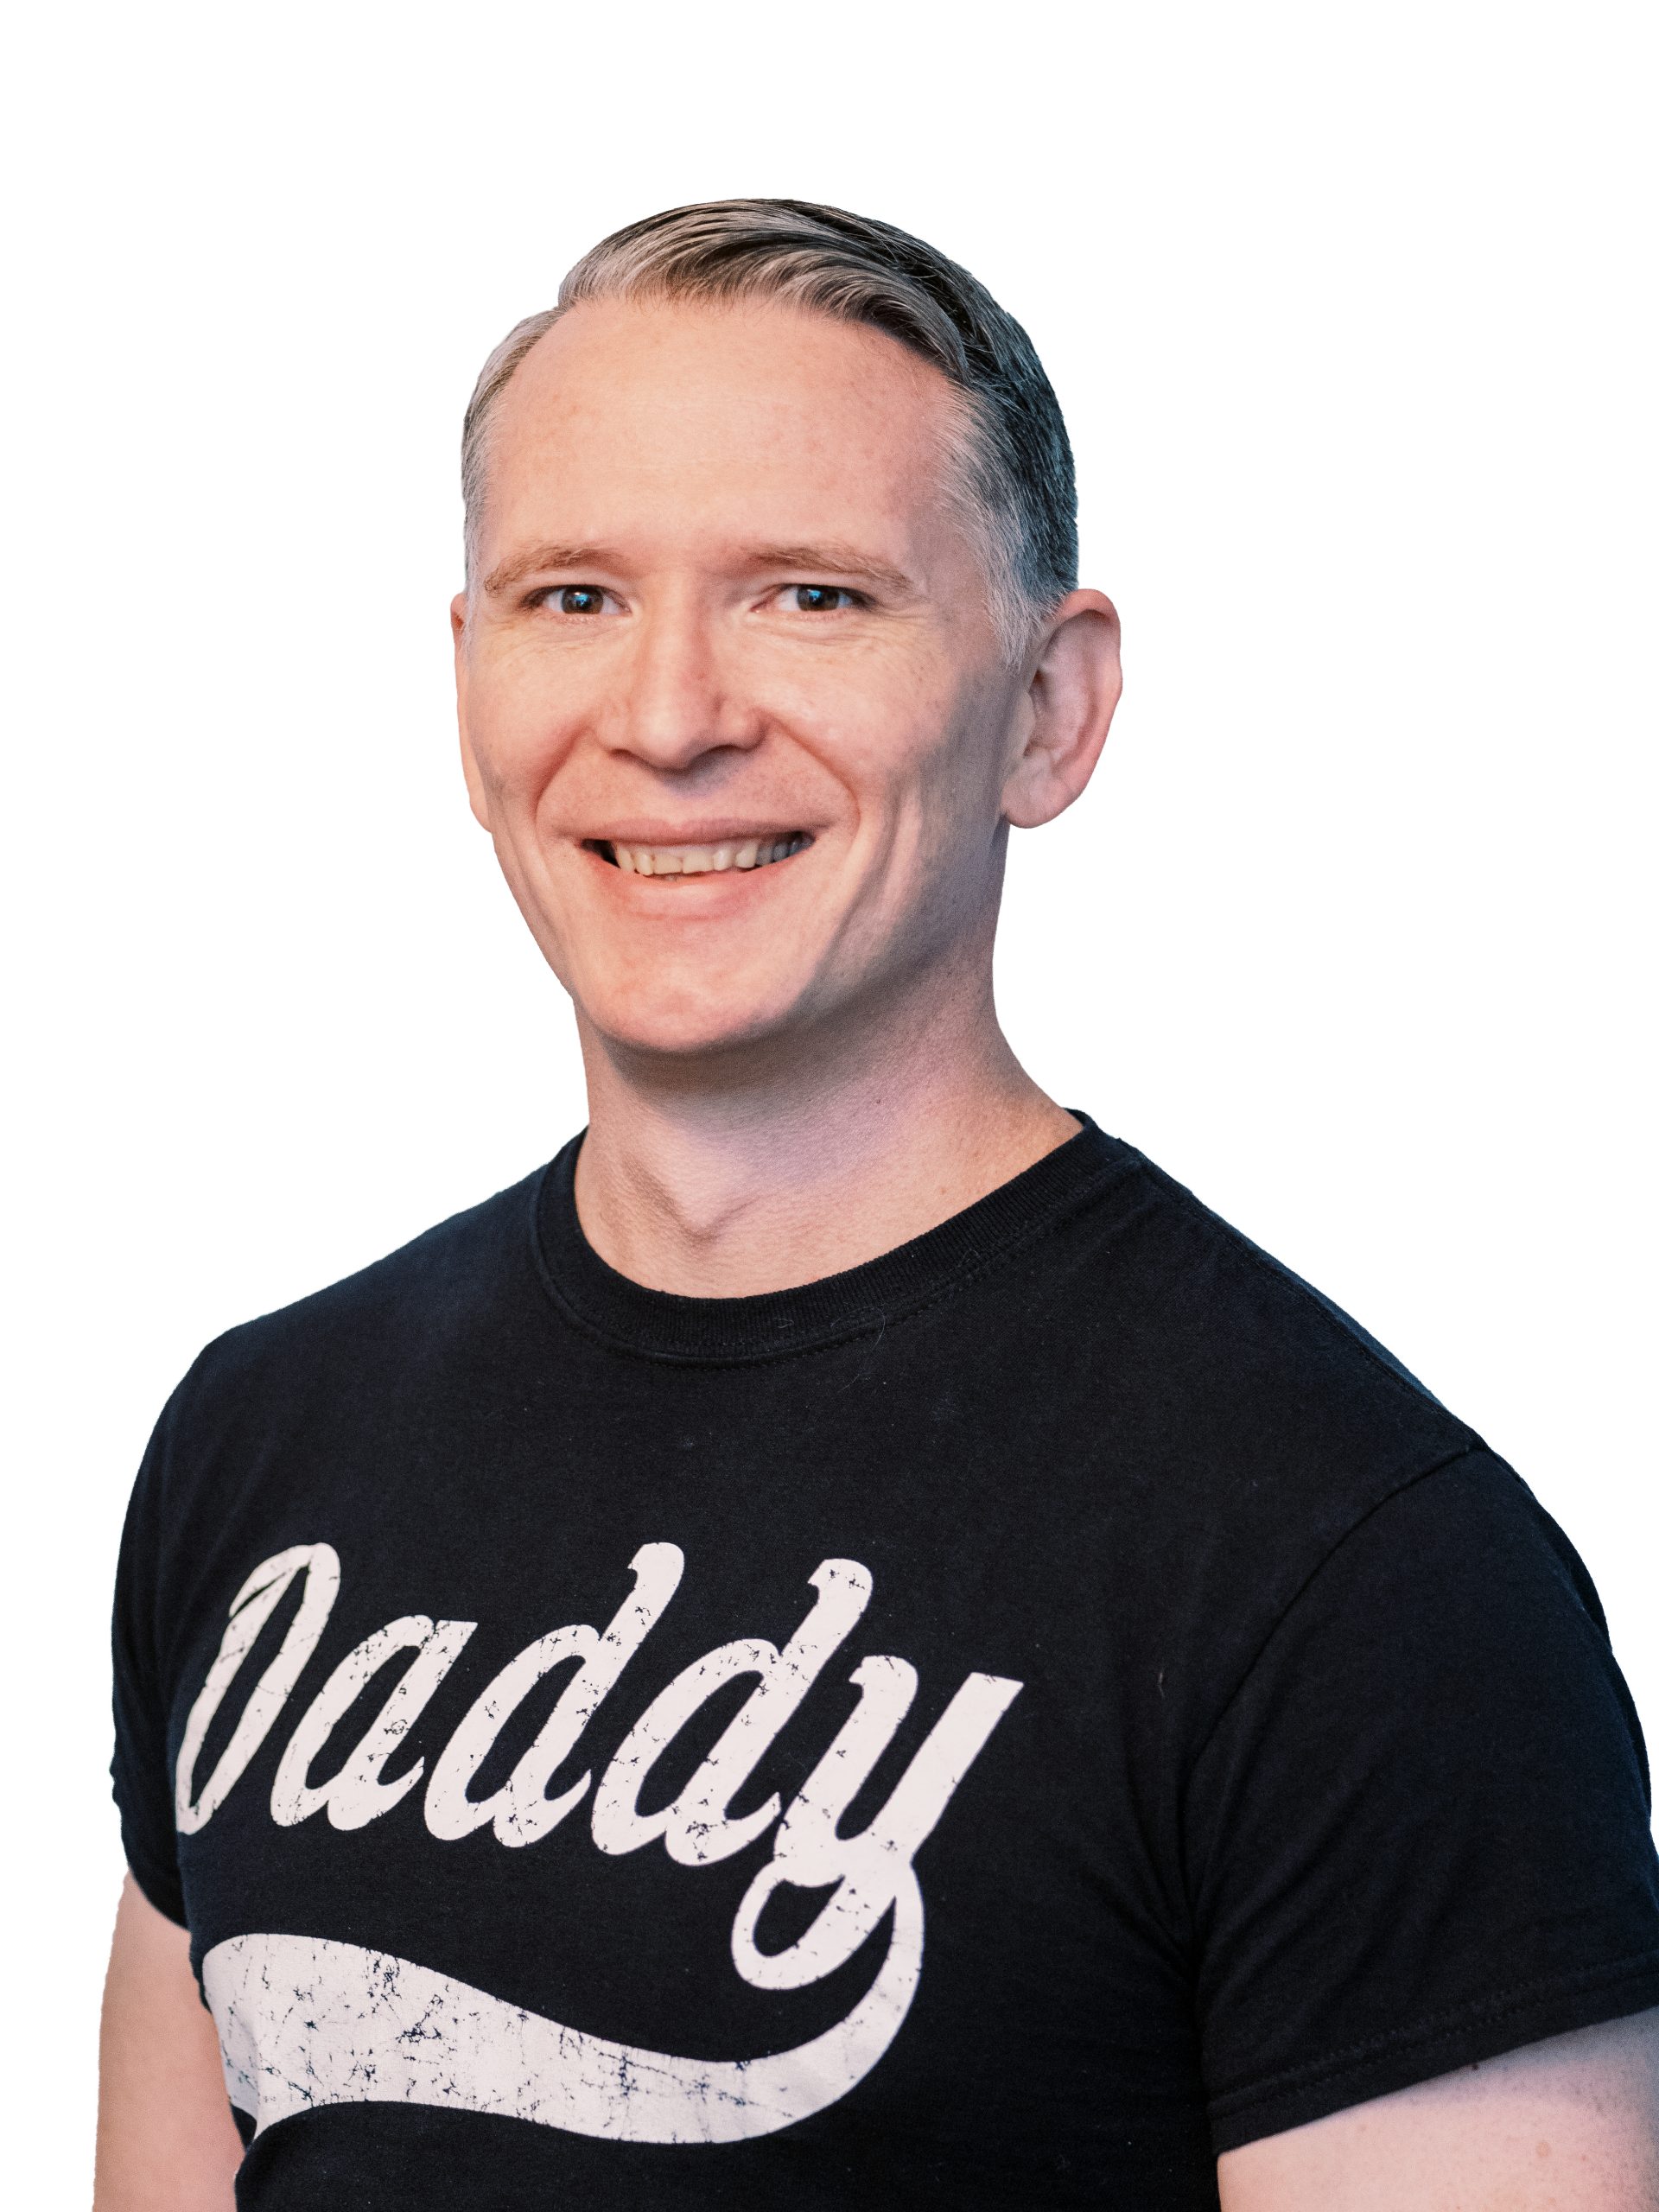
[454,297,1057,1067]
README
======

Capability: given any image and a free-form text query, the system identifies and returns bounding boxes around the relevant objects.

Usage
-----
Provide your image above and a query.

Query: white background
[4,2,1654,2196]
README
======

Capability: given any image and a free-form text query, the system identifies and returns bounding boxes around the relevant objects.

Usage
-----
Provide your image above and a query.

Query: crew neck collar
[530,1114,1135,1364]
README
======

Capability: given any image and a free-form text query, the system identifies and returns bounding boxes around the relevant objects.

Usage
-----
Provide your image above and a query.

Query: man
[98,200,1659,2209]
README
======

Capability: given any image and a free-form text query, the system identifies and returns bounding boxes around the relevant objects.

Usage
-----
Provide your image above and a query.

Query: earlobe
[1001,591,1122,831]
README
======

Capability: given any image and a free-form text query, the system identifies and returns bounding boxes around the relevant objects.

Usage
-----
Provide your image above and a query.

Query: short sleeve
[1189,1447,1659,2151]
[111,1406,188,1926]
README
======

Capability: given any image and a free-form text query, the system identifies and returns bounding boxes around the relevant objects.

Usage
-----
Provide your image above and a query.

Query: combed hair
[461,199,1077,655]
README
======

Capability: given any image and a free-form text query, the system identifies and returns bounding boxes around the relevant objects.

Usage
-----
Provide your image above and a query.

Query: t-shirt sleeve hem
[1208,1946,1659,2154]
[124,1848,188,1929]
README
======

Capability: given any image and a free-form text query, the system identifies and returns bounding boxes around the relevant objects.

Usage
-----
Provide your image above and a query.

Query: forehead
[477,296,964,566]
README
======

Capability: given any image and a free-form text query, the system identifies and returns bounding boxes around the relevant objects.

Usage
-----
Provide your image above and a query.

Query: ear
[451,590,493,833]
[1001,590,1122,830]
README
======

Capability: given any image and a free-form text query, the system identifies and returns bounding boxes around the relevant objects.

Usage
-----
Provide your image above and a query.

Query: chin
[580,979,816,1068]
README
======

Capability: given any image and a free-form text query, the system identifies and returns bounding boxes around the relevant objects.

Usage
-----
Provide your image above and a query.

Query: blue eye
[791,585,852,612]
[559,587,605,615]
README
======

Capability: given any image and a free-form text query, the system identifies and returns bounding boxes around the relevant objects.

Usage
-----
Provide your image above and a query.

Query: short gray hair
[461,199,1077,655]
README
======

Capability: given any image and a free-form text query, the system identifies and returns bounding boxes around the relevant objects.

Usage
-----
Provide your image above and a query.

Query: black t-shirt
[111,1120,1659,2209]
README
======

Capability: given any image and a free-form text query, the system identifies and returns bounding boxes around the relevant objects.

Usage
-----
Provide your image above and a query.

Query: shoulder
[156,1161,554,1470]
[1029,1133,1496,1664]
[1062,1134,1475,1463]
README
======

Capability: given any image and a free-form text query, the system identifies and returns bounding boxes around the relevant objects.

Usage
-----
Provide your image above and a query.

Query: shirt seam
[1145,1164,1445,1417]
[1206,1942,1659,2120]
[1180,1440,1488,1787]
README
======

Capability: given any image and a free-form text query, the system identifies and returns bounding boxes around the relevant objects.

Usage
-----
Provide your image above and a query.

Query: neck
[571,962,1077,1298]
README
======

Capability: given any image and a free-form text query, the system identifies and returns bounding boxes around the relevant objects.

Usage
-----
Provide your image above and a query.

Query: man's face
[454,296,1038,1065]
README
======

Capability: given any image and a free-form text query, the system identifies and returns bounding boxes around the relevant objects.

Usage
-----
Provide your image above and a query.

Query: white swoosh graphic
[203,1882,921,2145]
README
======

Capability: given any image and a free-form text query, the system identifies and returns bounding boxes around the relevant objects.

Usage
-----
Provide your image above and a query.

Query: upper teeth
[610,836,808,876]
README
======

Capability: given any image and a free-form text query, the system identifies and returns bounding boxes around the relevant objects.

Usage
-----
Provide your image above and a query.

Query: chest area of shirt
[172,1513,1099,2136]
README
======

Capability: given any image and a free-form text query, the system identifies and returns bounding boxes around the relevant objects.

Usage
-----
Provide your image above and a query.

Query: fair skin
[98,293,1659,2204]
[454,296,1108,1295]
[96,1878,243,2208]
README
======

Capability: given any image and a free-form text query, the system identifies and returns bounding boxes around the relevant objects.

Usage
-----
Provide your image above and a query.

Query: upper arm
[95,1874,243,2212]
[1217,2007,1659,2210]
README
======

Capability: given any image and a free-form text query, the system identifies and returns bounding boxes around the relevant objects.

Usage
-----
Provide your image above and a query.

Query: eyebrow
[738,543,919,596]
[481,543,619,595]
[480,538,919,599]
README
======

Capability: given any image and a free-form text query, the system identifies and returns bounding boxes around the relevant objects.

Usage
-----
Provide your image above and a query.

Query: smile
[585,836,813,878]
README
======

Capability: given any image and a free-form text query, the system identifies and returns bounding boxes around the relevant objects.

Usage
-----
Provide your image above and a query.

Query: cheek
[806,654,975,804]
[880,691,1007,850]
[468,661,581,810]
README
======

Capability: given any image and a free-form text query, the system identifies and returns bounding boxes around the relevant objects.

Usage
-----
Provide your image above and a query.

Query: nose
[607,594,762,774]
